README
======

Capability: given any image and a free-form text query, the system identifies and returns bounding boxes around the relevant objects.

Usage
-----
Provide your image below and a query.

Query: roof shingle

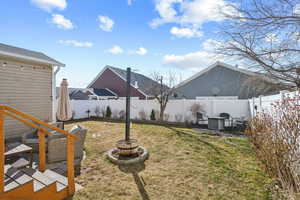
[0,43,64,66]
[108,66,161,96]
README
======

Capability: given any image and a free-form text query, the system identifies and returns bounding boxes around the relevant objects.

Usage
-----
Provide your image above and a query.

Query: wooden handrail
[4,111,52,135]
[1,105,78,139]
[0,105,77,195]
[3,110,79,139]
[0,108,4,193]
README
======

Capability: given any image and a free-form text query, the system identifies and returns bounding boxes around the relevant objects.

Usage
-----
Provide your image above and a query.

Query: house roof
[56,87,94,99]
[56,87,117,99]
[175,61,280,89]
[87,65,161,97]
[0,43,65,66]
[93,88,117,97]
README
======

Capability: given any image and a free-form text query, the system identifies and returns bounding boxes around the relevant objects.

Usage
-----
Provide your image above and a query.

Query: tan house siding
[0,58,53,139]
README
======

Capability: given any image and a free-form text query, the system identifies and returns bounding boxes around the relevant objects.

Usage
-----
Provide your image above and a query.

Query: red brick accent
[89,68,146,99]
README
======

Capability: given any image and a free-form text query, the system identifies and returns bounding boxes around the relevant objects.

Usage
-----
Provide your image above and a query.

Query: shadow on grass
[164,126,230,155]
[119,163,150,200]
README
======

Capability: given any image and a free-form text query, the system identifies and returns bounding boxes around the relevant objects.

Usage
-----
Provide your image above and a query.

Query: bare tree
[218,0,300,88]
[150,71,176,121]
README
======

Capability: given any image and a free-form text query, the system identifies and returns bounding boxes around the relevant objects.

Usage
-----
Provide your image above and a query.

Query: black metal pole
[125,67,131,141]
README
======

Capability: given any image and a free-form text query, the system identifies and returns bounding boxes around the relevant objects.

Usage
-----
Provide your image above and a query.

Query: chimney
[134,81,138,88]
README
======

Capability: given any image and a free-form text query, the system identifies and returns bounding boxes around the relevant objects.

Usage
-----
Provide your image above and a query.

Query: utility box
[208,117,225,131]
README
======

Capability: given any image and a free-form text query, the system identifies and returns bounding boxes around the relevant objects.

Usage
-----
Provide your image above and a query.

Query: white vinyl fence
[68,99,251,122]
[55,90,299,122]
[249,90,299,117]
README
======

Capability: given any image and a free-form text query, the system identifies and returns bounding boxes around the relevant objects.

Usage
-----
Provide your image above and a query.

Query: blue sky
[0,0,237,87]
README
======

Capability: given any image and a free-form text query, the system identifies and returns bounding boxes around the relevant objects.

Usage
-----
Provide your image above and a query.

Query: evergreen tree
[106,106,112,118]
[150,109,156,121]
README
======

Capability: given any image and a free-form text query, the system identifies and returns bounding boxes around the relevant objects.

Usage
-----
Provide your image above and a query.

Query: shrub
[154,110,160,120]
[71,110,76,120]
[175,114,183,122]
[184,116,192,125]
[86,109,91,118]
[106,106,112,118]
[150,109,156,121]
[246,94,300,198]
[112,109,120,119]
[164,113,170,121]
[94,106,101,117]
[101,107,106,117]
[138,110,147,120]
[190,103,204,121]
[119,110,126,119]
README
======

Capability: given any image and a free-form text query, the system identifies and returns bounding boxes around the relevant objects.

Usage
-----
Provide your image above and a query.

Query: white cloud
[294,3,300,15]
[107,46,148,55]
[163,38,230,70]
[202,38,222,51]
[98,16,114,32]
[180,0,236,24]
[170,26,203,38]
[58,40,93,47]
[163,51,218,71]
[31,0,67,12]
[128,0,135,5]
[151,0,238,28]
[108,45,124,54]
[51,14,74,30]
[292,32,300,41]
[136,47,148,55]
[150,0,182,27]
[265,33,279,43]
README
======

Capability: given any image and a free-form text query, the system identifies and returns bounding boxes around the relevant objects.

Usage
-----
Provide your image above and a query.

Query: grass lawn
[66,121,272,200]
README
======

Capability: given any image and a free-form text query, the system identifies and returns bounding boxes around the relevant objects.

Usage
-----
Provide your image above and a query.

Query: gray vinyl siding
[0,58,53,139]
[174,65,264,99]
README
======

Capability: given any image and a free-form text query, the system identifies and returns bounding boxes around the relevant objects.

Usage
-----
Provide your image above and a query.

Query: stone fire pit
[107,145,149,165]
[106,68,149,166]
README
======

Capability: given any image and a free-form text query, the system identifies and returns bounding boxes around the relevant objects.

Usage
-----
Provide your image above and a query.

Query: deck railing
[0,105,78,195]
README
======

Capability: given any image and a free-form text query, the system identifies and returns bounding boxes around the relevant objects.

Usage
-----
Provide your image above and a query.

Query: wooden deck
[0,105,81,200]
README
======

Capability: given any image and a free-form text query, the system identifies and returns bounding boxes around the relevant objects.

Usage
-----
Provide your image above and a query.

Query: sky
[0,0,239,87]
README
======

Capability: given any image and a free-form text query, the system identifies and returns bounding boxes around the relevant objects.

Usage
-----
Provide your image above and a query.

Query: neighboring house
[174,61,284,99]
[56,87,118,100]
[0,43,64,139]
[92,88,118,100]
[87,65,161,99]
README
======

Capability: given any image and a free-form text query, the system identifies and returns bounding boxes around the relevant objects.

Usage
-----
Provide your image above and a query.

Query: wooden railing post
[67,135,75,195]
[0,108,5,193]
[38,129,46,172]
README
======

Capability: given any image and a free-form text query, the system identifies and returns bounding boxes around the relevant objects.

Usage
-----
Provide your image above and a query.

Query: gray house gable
[174,62,280,99]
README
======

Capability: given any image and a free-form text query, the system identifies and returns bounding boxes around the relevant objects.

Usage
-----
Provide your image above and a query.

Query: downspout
[52,66,61,122]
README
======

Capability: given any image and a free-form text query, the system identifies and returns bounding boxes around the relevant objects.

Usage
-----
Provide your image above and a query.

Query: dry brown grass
[66,121,272,200]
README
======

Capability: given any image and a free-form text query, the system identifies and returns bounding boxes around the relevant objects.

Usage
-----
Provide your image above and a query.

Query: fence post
[211,99,214,116]
[0,108,5,193]
[38,129,46,172]
[183,99,186,121]
[259,95,262,107]
[280,91,285,101]
[67,135,75,195]
[252,97,255,117]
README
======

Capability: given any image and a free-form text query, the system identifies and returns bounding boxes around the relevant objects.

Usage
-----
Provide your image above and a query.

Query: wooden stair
[0,165,78,200]
[0,105,80,200]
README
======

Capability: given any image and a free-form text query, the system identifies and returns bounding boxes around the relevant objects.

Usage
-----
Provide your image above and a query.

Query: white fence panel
[69,99,251,122]
[249,90,299,117]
